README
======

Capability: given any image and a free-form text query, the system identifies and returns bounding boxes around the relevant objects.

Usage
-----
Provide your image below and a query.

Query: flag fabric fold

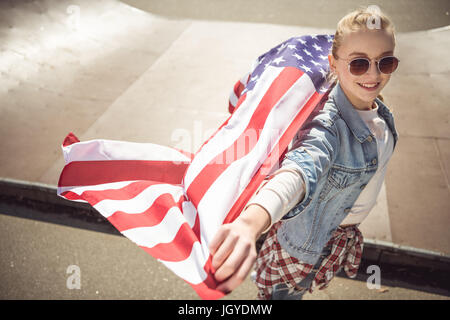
[57,34,334,299]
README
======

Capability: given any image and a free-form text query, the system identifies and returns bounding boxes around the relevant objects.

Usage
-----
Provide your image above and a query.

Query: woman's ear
[328,54,336,73]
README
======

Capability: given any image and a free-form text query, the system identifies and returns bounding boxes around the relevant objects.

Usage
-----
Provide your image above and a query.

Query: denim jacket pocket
[319,166,362,201]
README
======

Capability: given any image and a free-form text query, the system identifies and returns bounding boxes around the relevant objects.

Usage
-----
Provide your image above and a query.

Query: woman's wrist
[235,204,271,239]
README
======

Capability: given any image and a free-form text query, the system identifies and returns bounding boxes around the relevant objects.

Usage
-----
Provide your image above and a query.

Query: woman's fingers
[215,232,256,282]
[209,226,228,256]
[209,209,267,293]
[210,228,238,271]
[216,245,257,293]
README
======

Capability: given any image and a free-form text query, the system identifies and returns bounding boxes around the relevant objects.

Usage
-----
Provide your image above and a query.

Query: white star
[277,43,288,53]
[303,48,313,57]
[327,35,333,42]
[319,68,327,78]
[319,54,328,60]
[301,64,312,73]
[251,75,259,82]
[312,43,322,52]
[311,60,321,67]
[293,53,304,61]
[310,34,318,40]
[287,44,297,50]
[319,85,328,93]
[272,56,286,65]
[297,38,306,45]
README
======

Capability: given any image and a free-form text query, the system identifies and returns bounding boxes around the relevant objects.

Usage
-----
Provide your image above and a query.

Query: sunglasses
[337,55,400,76]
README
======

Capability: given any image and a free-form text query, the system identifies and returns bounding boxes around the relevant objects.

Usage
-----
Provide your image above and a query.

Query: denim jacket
[277,81,399,265]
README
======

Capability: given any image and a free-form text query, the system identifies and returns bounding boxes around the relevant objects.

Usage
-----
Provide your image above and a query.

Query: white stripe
[184,66,284,190]
[229,90,238,107]
[121,206,188,248]
[57,180,138,196]
[159,241,208,285]
[182,200,198,228]
[93,183,185,218]
[62,139,191,164]
[197,70,315,245]
[240,72,250,84]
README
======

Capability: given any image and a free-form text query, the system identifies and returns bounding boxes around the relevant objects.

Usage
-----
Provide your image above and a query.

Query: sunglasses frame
[336,55,400,76]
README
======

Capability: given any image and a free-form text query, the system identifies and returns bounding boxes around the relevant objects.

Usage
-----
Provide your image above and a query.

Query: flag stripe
[63,139,191,164]
[58,180,138,195]
[139,215,200,262]
[233,80,245,99]
[63,132,80,147]
[61,180,156,206]
[58,160,189,187]
[159,241,209,285]
[121,207,189,248]
[93,184,185,218]
[187,257,223,300]
[107,192,186,231]
[201,91,249,161]
[60,190,86,202]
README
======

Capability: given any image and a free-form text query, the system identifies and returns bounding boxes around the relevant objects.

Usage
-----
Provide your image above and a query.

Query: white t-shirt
[247,101,394,230]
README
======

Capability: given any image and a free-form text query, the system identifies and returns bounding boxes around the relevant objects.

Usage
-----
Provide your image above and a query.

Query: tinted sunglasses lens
[379,56,399,74]
[349,59,369,75]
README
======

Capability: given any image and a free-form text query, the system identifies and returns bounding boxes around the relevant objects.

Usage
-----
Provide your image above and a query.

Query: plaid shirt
[254,221,364,300]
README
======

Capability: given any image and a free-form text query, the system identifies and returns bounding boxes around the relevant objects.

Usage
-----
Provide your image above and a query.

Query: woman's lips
[357,82,380,91]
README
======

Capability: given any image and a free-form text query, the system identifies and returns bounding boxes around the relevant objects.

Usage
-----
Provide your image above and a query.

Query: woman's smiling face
[328,28,396,110]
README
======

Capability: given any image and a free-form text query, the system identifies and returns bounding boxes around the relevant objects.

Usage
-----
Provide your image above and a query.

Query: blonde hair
[326,6,396,102]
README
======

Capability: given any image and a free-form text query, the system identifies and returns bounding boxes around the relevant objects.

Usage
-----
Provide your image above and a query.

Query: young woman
[209,6,400,299]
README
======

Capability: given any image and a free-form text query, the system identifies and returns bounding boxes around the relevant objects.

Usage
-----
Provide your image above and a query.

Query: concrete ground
[0,0,449,299]
[0,211,447,300]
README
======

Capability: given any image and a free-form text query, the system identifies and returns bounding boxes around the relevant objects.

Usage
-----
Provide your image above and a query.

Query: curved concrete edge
[1,177,450,275]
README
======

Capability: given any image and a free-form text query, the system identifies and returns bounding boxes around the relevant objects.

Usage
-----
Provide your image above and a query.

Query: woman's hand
[209,204,271,293]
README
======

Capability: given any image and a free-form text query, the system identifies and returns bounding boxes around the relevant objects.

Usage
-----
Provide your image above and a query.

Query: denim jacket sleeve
[281,111,339,219]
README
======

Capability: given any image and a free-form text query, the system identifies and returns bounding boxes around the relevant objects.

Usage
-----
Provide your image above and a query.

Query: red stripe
[186,67,304,207]
[107,192,186,232]
[60,190,84,201]
[228,77,246,115]
[228,102,235,114]
[188,257,224,300]
[233,80,245,98]
[190,92,247,162]
[61,180,156,206]
[224,89,326,224]
[138,214,200,262]
[62,132,80,147]
[58,160,189,187]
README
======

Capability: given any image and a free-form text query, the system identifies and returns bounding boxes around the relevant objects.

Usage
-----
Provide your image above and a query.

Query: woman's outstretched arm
[209,204,270,293]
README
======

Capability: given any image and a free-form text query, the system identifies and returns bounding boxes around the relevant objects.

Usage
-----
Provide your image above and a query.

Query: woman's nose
[368,60,381,76]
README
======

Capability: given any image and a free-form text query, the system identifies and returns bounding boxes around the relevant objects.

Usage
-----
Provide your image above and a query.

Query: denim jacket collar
[330,82,398,149]
[329,82,374,144]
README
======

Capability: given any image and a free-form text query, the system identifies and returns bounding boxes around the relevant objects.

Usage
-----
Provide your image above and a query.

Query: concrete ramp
[0,0,449,258]
[0,0,189,182]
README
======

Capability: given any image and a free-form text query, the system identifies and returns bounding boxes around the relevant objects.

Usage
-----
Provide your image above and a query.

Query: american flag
[57,34,334,299]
